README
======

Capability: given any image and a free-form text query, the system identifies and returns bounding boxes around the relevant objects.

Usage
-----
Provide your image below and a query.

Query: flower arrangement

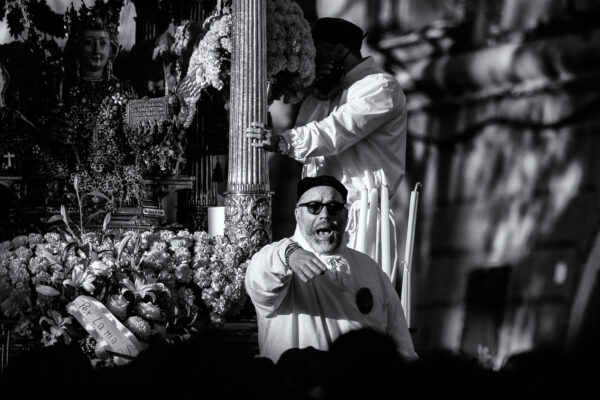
[187,12,232,93]
[0,188,253,365]
[177,0,316,127]
[151,19,203,100]
[266,0,316,104]
[176,10,232,128]
[171,20,204,82]
[187,0,315,102]
[124,119,187,176]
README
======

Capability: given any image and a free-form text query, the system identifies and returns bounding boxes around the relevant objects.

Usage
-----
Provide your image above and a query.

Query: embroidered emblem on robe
[356,287,373,314]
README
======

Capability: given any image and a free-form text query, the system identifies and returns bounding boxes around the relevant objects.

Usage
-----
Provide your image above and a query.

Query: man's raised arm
[245,239,295,314]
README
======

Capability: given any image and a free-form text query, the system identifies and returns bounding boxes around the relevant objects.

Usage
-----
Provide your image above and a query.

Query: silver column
[225,0,271,248]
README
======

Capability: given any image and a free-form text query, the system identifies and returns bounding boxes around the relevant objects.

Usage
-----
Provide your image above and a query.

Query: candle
[381,176,391,280]
[367,188,379,259]
[400,259,410,327]
[208,206,226,236]
[400,182,421,328]
[365,170,378,260]
[356,184,369,254]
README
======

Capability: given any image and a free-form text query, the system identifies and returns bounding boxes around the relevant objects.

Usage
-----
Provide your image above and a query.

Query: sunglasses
[297,201,346,216]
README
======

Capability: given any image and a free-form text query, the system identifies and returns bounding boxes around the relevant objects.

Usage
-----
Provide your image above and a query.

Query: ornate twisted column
[225,0,271,247]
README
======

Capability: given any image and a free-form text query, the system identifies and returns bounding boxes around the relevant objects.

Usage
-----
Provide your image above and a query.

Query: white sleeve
[282,75,405,160]
[244,239,294,314]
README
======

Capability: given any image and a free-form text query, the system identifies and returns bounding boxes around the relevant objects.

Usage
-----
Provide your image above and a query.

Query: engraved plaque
[142,207,166,217]
[125,97,169,128]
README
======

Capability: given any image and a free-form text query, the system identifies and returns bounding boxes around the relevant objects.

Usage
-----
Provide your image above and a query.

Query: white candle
[400,182,421,328]
[364,171,378,260]
[400,260,411,327]
[208,206,225,236]
[356,185,369,254]
[366,188,379,260]
[381,178,391,280]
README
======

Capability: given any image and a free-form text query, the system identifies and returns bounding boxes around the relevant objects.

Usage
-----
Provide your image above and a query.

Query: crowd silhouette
[1,327,597,399]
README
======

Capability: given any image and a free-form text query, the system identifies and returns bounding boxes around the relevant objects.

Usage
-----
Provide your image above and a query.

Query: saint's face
[79,29,112,77]
[295,185,348,255]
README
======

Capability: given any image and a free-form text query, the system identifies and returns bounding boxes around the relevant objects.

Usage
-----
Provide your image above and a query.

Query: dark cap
[312,18,365,50]
[297,175,348,202]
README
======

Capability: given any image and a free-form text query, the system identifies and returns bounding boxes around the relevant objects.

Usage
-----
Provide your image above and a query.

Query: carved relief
[225,192,272,248]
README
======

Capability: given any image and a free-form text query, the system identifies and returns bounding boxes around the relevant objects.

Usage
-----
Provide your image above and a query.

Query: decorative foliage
[0,176,254,365]
[266,0,316,104]
[152,19,203,102]
[171,20,203,81]
[188,11,232,93]
[187,0,315,102]
[0,226,253,365]
[176,9,232,128]
[177,0,316,127]
[50,77,141,211]
[125,119,187,176]
[1,0,66,39]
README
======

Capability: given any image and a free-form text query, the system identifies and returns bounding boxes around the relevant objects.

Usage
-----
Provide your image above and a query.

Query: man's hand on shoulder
[287,247,327,283]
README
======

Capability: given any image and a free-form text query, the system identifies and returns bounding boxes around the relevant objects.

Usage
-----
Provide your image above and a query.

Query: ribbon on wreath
[67,295,146,364]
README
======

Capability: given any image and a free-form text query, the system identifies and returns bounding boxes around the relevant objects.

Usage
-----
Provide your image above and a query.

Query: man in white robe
[248,18,407,276]
[245,176,416,362]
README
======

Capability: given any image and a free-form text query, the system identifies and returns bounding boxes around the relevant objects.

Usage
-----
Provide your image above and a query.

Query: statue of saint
[50,0,141,210]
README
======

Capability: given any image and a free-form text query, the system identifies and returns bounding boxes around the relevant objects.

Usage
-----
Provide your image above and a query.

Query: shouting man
[245,175,416,362]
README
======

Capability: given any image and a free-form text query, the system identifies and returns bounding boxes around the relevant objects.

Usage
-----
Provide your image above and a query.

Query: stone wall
[406,28,600,364]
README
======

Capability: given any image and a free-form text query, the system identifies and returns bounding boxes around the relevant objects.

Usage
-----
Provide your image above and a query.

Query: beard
[300,223,344,255]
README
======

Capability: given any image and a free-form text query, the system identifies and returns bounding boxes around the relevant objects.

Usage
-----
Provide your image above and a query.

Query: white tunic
[280,57,407,270]
[245,227,417,362]
[281,56,407,205]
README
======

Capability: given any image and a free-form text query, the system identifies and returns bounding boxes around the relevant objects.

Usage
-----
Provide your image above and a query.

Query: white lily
[63,264,96,293]
[120,276,166,302]
[39,310,73,345]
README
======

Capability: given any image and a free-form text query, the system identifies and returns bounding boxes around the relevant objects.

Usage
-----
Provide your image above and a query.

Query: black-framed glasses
[297,201,346,216]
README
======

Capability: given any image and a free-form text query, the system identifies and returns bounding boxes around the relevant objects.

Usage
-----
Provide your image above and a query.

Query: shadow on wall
[408,36,600,362]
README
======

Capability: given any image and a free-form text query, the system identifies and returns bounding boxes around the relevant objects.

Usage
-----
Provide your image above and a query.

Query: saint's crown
[65,0,124,38]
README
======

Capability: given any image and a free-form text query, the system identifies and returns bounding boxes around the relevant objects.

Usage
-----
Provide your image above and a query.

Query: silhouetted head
[312,18,364,65]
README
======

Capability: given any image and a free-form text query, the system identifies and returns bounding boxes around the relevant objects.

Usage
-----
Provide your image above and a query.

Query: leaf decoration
[116,235,131,262]
[47,214,64,224]
[36,285,60,297]
[102,212,111,232]
[83,210,104,227]
[82,191,110,201]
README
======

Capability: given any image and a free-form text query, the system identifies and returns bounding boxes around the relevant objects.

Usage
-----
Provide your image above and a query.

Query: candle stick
[381,175,391,280]
[365,171,378,261]
[400,182,421,328]
[356,182,369,254]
